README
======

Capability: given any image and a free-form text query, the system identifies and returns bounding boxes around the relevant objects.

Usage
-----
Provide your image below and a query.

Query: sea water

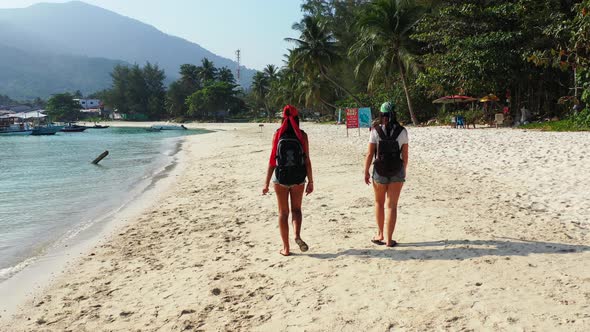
[0,126,207,281]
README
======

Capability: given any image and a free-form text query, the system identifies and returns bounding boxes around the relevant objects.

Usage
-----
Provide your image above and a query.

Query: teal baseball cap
[380,101,395,113]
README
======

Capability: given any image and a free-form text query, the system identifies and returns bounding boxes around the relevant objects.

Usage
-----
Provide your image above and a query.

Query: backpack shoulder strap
[391,125,405,154]
[392,125,405,140]
[373,125,387,139]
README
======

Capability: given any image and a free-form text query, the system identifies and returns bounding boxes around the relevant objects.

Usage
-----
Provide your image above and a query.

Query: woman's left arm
[303,133,314,195]
[263,132,277,195]
[402,144,409,175]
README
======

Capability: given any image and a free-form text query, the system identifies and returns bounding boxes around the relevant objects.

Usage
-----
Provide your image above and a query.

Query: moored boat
[31,125,61,136]
[0,124,33,135]
[60,123,87,132]
[88,124,110,129]
[0,115,33,135]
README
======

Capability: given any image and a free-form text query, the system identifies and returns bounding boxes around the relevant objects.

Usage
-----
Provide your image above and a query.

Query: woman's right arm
[263,132,277,195]
[364,143,376,185]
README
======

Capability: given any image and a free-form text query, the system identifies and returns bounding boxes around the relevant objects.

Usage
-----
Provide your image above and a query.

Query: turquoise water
[0,126,207,280]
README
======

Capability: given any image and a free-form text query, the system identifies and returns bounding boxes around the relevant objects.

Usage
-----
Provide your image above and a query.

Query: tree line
[85,59,243,121]
[38,59,244,122]
[248,0,590,128]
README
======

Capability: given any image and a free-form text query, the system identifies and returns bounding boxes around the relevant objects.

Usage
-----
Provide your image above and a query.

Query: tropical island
[1,1,589,331]
[2,0,589,131]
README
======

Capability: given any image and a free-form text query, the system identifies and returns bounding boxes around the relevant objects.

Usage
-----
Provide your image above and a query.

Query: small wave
[0,256,38,282]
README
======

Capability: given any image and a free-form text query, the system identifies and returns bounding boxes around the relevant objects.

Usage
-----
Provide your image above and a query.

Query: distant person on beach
[263,105,314,256]
[364,102,408,247]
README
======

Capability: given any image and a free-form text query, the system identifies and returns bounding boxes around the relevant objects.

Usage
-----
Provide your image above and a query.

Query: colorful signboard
[346,108,359,128]
[358,107,372,128]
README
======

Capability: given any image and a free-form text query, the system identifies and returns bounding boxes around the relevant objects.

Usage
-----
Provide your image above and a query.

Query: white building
[75,99,101,109]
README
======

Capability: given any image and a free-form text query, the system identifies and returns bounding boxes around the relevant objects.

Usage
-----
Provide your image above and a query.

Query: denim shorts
[272,172,305,188]
[373,168,405,184]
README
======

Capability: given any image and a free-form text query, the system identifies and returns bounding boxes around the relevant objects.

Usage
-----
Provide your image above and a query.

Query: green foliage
[218,67,236,84]
[286,15,363,106]
[86,116,103,123]
[165,58,244,120]
[348,0,426,125]
[186,81,242,119]
[251,71,271,115]
[571,107,590,127]
[412,0,572,120]
[435,109,454,126]
[46,93,81,121]
[520,117,590,131]
[245,0,590,130]
[103,63,166,120]
[463,108,483,125]
[414,1,523,94]
[166,64,200,118]
[199,58,218,83]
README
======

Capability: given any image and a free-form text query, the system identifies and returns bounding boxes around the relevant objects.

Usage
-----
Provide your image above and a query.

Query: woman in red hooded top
[263,105,314,256]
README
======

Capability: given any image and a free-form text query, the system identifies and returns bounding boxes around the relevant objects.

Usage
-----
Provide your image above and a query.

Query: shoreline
[0,131,193,322]
[1,123,589,331]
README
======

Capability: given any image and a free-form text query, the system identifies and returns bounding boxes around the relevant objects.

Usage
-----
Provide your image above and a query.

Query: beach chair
[456,115,465,129]
[494,113,504,128]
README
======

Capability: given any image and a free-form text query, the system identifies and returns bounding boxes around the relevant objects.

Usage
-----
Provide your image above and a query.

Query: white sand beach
[1,123,589,331]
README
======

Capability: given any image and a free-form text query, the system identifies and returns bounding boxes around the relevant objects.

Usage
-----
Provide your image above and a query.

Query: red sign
[346,108,359,128]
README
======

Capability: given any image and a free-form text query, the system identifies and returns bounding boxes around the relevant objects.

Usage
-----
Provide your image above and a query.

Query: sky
[0,0,304,70]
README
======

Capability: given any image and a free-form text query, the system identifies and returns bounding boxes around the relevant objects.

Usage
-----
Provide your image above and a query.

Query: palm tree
[285,16,363,105]
[199,58,218,83]
[268,67,300,108]
[263,64,279,81]
[298,75,338,111]
[251,71,270,117]
[217,67,235,84]
[350,0,425,125]
[179,64,200,88]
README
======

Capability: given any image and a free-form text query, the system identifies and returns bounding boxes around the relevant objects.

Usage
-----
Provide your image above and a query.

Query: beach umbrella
[479,94,499,102]
[432,95,478,104]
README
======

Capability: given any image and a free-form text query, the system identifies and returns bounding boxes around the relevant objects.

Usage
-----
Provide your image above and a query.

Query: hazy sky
[0,0,304,70]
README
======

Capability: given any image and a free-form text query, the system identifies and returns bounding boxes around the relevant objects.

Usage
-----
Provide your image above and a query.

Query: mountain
[0,44,126,100]
[0,1,255,90]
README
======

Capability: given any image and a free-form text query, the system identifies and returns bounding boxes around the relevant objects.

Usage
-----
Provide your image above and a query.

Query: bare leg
[274,184,291,256]
[385,182,404,247]
[372,182,388,242]
[289,184,305,240]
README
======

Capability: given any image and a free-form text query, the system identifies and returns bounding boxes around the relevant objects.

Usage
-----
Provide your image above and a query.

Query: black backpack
[373,124,405,177]
[275,130,307,185]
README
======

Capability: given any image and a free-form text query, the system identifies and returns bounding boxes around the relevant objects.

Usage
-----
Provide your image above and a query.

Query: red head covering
[269,105,305,167]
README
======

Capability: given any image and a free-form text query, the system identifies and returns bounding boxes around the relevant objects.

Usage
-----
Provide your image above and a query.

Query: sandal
[295,238,309,252]
[386,240,398,248]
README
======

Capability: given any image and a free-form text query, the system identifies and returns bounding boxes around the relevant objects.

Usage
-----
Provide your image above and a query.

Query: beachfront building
[80,108,102,116]
[75,99,102,110]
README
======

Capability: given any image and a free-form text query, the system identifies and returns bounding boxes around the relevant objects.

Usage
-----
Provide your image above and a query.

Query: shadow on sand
[306,237,590,261]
